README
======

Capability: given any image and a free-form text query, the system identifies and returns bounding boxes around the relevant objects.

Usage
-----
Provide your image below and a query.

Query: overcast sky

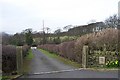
[0,0,119,34]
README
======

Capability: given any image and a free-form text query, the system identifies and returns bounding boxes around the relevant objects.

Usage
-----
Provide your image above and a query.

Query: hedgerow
[2,45,17,73]
[2,45,30,73]
[38,28,119,66]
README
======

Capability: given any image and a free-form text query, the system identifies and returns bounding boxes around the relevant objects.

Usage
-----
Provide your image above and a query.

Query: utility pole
[42,20,46,44]
[43,20,44,33]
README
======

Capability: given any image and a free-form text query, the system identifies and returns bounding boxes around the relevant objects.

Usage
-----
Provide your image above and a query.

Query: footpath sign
[99,56,105,64]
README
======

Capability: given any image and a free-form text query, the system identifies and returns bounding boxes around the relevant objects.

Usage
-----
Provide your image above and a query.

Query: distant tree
[23,28,33,46]
[54,28,61,44]
[2,32,10,45]
[63,25,72,31]
[105,14,118,28]
[63,25,73,41]
[54,29,61,34]
[45,27,51,44]
[46,27,50,34]
[13,33,24,46]
[53,37,61,44]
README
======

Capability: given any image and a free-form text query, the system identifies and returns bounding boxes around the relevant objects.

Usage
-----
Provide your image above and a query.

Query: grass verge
[22,49,34,74]
[1,75,22,80]
[25,49,34,59]
[39,49,81,68]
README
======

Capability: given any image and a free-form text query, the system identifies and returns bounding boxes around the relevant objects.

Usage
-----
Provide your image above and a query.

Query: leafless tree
[105,14,118,28]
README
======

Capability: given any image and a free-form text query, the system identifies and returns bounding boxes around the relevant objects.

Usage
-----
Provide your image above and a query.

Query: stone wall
[82,45,118,68]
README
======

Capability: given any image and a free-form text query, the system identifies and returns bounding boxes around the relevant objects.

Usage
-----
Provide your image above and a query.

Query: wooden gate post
[0,44,2,78]
[16,46,23,74]
[82,46,89,68]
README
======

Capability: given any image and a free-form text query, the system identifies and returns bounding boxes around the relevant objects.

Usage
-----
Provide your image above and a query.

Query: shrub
[22,45,30,57]
[65,41,76,61]
[38,41,76,61]
[59,42,68,58]
[59,41,76,60]
[74,28,119,63]
[2,45,17,73]
[106,60,120,68]
[38,44,59,54]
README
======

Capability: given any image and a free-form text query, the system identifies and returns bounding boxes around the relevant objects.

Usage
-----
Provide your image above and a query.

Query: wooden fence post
[82,45,89,68]
[16,46,23,74]
[0,44,2,78]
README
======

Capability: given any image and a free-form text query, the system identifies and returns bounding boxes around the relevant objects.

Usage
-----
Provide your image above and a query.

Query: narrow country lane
[19,49,118,78]
[29,49,75,73]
